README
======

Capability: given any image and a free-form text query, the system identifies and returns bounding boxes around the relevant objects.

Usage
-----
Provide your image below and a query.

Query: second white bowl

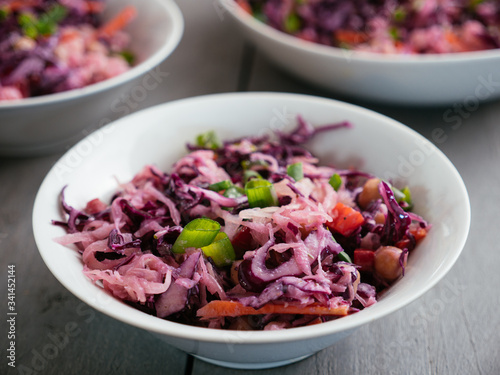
[0,0,184,156]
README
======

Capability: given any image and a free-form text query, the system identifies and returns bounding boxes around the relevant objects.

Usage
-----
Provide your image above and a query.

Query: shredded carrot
[85,1,105,13]
[5,0,39,11]
[59,29,80,44]
[394,40,405,52]
[98,5,137,38]
[235,0,252,15]
[444,30,468,52]
[197,300,349,320]
[334,29,368,45]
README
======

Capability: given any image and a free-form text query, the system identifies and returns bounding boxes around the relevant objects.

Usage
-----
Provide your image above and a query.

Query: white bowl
[33,92,470,369]
[0,0,183,156]
[220,0,500,106]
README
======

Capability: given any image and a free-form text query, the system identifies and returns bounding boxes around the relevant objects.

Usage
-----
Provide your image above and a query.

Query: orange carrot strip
[235,0,252,15]
[59,28,80,43]
[444,30,469,52]
[197,300,349,320]
[85,1,105,13]
[6,0,39,11]
[334,29,368,45]
[98,5,137,38]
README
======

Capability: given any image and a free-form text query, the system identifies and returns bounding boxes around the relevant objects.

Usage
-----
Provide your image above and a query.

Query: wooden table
[1,1,499,374]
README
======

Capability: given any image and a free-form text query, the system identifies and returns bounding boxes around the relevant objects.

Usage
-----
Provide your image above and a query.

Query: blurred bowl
[220,0,500,106]
[0,0,183,156]
[33,92,470,369]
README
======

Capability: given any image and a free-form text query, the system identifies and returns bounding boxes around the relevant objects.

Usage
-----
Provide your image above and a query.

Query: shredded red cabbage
[54,117,430,329]
[240,0,500,54]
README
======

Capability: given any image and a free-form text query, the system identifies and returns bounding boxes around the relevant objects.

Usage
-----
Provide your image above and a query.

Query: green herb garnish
[119,50,135,65]
[244,178,279,208]
[243,170,263,184]
[389,26,400,41]
[338,251,352,263]
[171,218,221,254]
[0,6,10,22]
[223,185,245,199]
[196,131,220,150]
[18,5,67,39]
[329,173,342,191]
[209,180,233,192]
[393,7,406,22]
[201,232,236,267]
[287,162,303,181]
[284,13,301,33]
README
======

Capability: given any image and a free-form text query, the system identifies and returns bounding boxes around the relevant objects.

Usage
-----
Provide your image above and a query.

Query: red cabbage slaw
[0,0,136,100]
[237,0,500,54]
[53,117,430,330]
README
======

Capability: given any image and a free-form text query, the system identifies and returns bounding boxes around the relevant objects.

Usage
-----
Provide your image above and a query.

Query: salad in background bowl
[33,92,470,369]
[221,0,500,105]
[238,0,500,54]
[0,0,183,156]
[0,0,136,100]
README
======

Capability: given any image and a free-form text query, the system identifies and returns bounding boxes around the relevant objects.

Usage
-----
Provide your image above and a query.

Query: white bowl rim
[220,0,500,64]
[0,0,184,109]
[33,92,471,344]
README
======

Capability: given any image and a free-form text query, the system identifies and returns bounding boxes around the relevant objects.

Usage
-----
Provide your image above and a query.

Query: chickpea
[230,260,243,286]
[374,246,407,282]
[358,178,382,209]
[13,36,36,51]
[374,211,386,225]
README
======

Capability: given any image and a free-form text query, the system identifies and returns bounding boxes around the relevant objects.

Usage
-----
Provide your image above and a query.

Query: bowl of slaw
[0,0,183,156]
[32,92,470,369]
[220,0,500,105]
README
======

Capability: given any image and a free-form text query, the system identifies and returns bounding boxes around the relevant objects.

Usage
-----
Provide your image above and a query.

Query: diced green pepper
[201,232,236,267]
[172,218,221,254]
[209,180,233,192]
[338,251,352,263]
[329,173,342,191]
[244,178,278,208]
[287,162,303,181]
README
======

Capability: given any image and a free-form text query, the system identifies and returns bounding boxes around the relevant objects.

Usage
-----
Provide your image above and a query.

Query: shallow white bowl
[220,0,500,106]
[33,92,470,369]
[0,0,183,156]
